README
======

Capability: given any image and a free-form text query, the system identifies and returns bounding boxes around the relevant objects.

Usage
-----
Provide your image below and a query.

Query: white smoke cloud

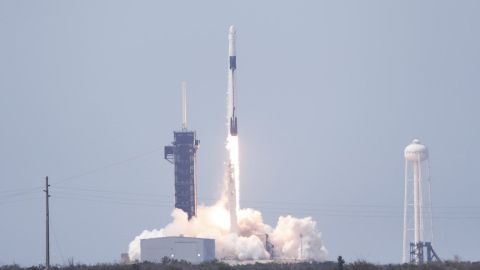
[128,198,328,261]
[270,215,327,261]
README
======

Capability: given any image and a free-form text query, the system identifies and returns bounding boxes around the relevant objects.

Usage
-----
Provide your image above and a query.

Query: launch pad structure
[164,82,200,220]
[409,242,441,264]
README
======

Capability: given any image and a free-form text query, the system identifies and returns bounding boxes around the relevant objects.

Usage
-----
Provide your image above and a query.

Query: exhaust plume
[128,195,328,261]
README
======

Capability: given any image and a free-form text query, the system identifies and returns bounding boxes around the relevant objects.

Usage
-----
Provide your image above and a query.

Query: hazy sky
[1,0,479,266]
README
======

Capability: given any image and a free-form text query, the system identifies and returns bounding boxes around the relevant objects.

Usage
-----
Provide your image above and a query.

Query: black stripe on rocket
[229,55,238,136]
[230,56,236,70]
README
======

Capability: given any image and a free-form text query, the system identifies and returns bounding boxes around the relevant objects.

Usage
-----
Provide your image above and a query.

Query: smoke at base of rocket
[128,198,328,261]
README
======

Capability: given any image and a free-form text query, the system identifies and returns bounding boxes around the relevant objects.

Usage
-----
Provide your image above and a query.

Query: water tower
[402,139,440,264]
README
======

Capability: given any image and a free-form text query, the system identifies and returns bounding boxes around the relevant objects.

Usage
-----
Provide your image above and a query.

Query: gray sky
[1,0,479,265]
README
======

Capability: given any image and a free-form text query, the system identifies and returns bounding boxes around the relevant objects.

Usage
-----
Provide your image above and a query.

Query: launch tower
[164,82,200,219]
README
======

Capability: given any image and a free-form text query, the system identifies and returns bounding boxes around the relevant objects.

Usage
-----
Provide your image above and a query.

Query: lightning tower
[165,82,200,220]
[402,139,440,264]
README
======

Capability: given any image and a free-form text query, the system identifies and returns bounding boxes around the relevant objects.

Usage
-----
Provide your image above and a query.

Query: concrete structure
[164,82,199,219]
[402,139,440,264]
[140,236,215,263]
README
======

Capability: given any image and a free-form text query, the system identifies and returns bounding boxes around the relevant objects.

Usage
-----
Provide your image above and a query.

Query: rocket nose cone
[229,25,236,34]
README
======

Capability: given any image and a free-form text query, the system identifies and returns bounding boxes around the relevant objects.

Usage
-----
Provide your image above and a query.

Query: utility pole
[44,176,50,270]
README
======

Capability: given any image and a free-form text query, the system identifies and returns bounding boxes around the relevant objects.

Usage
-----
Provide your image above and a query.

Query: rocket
[228,25,238,136]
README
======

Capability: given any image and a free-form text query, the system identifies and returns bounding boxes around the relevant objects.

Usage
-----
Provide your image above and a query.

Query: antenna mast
[181,81,187,131]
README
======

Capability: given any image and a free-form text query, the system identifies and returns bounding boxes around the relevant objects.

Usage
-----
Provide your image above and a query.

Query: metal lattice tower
[164,82,200,219]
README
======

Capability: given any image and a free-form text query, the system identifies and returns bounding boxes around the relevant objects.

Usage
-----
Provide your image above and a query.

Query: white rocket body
[228,25,238,136]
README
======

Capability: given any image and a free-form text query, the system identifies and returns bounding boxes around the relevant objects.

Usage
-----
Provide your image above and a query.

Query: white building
[140,236,215,263]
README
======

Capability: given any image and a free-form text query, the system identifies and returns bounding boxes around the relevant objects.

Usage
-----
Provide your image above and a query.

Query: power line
[52,186,173,198]
[47,186,480,211]
[0,195,43,205]
[46,185,480,216]
[47,192,480,220]
[53,192,173,205]
[0,186,42,195]
[0,189,41,199]
[52,147,163,185]
[52,196,171,208]
[1,147,163,206]
[50,223,65,265]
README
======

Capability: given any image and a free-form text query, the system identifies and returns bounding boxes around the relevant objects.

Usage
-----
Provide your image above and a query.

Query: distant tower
[402,139,440,264]
[164,82,200,219]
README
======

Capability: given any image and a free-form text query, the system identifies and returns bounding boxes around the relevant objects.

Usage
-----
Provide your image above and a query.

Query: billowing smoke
[128,195,328,261]
[128,131,328,261]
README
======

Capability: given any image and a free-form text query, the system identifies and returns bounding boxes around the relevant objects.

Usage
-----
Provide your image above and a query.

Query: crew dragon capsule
[228,25,238,136]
